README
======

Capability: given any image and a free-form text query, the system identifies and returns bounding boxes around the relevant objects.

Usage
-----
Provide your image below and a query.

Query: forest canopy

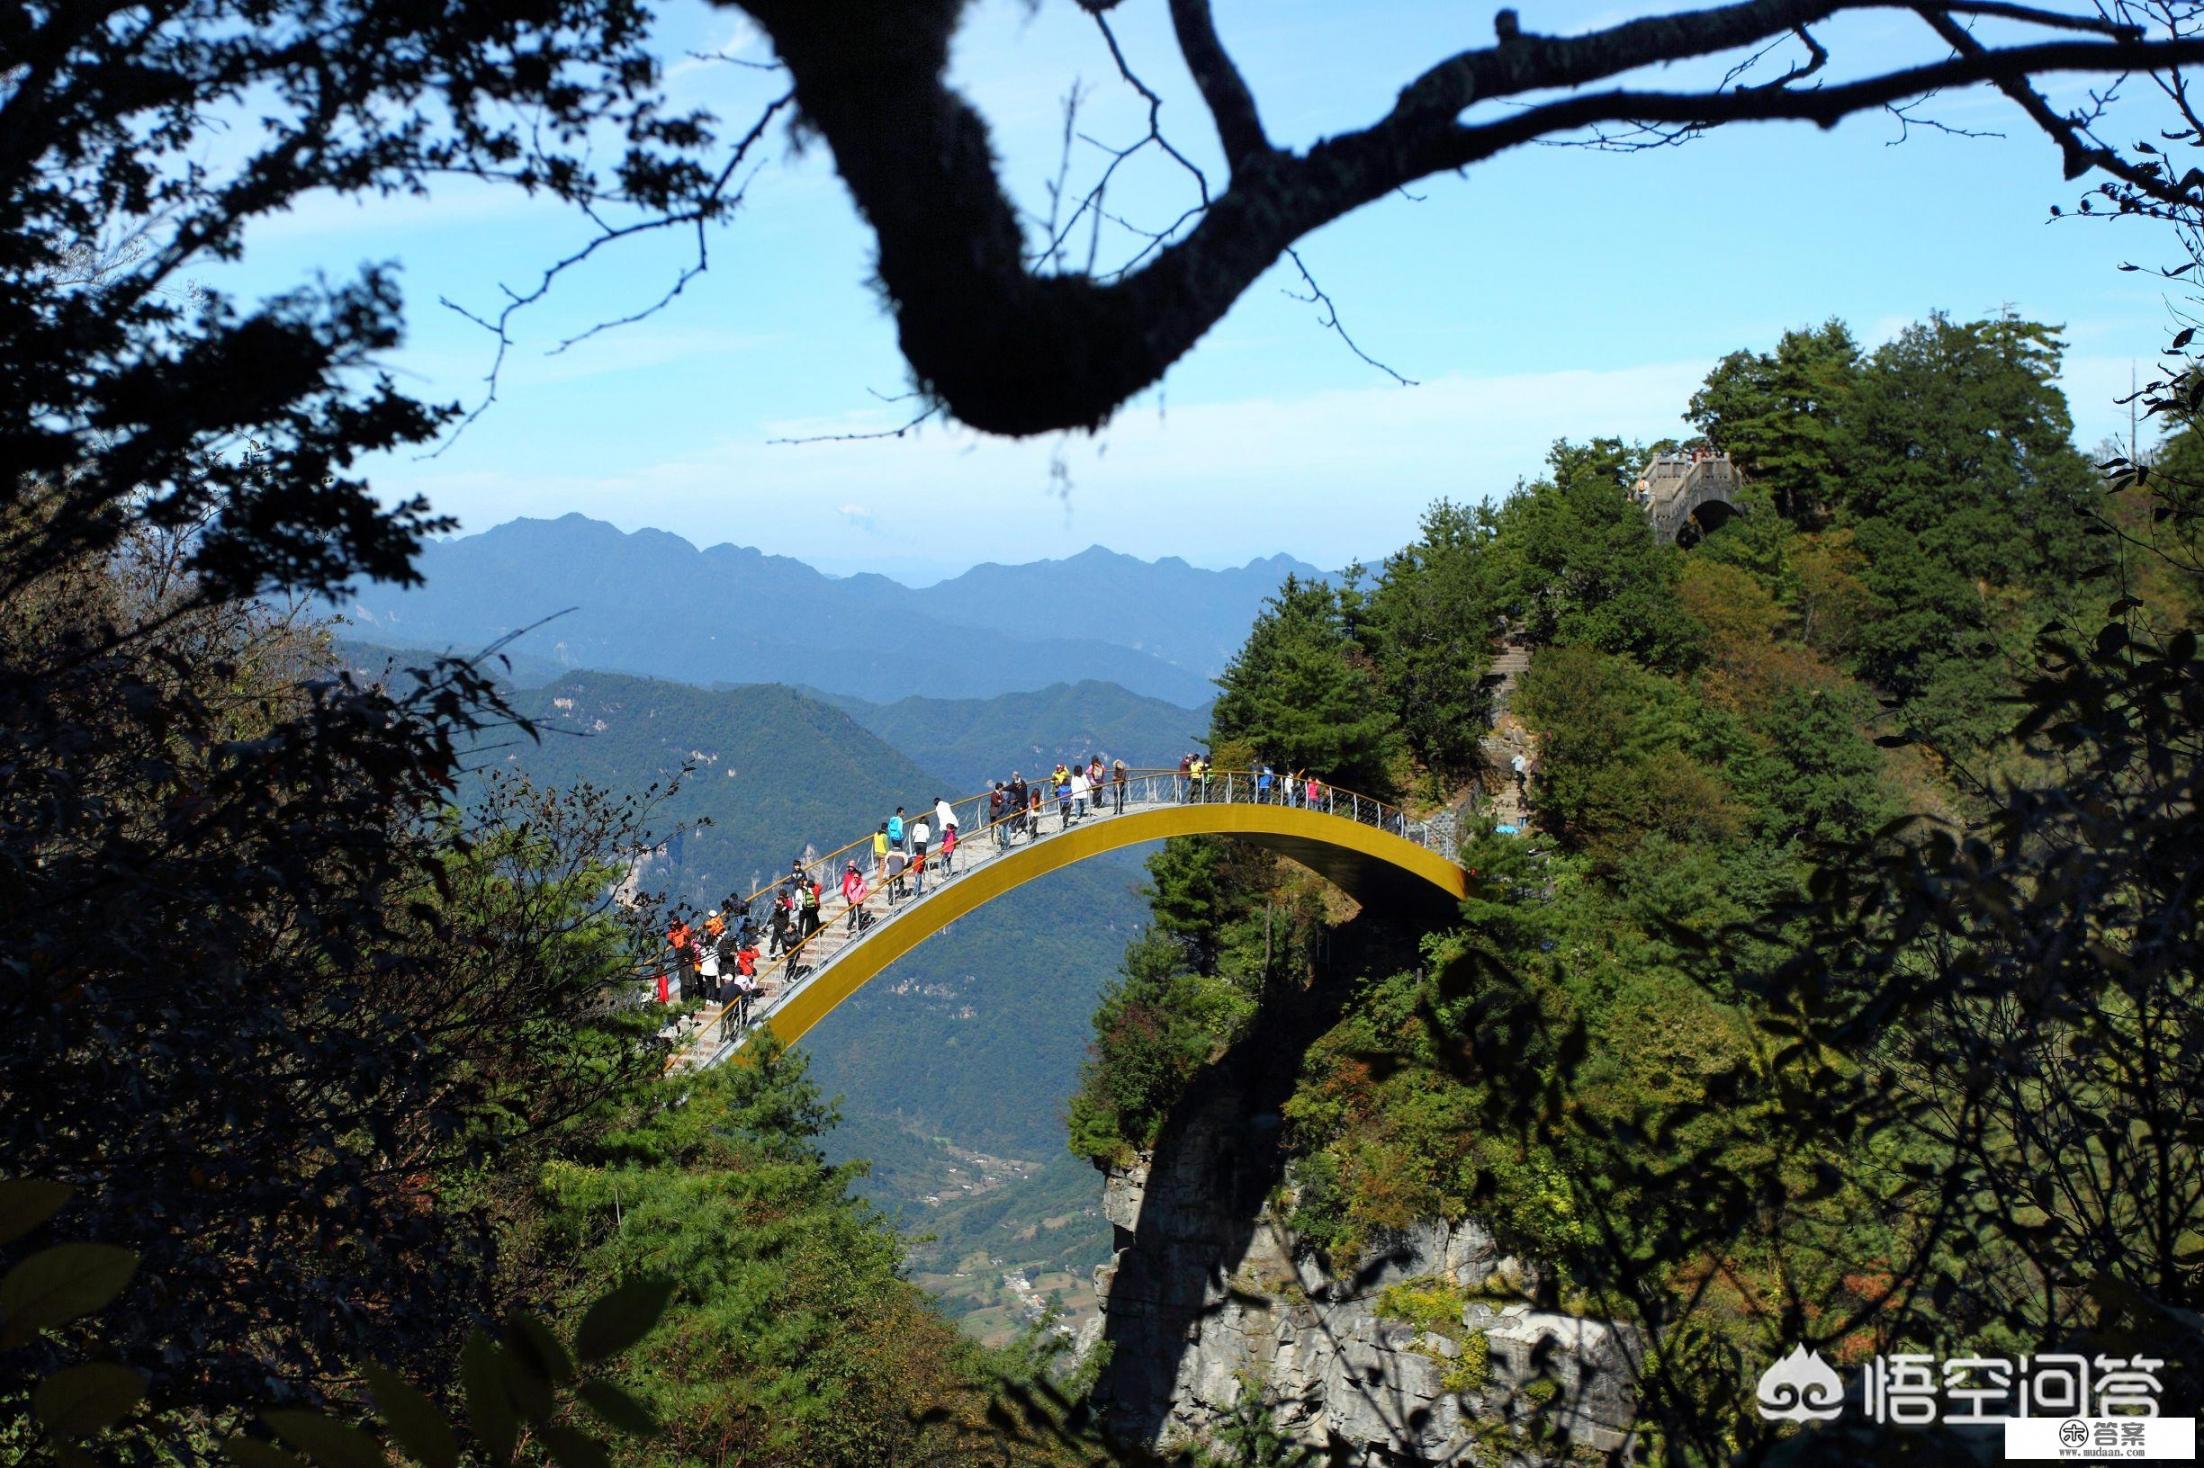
[1069,306,2204,1460]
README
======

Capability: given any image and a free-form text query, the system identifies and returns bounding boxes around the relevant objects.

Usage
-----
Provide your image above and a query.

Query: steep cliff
[1079,978,1639,1464]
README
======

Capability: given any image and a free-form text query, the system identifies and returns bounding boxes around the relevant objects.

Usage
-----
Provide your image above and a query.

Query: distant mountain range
[336,513,1320,705]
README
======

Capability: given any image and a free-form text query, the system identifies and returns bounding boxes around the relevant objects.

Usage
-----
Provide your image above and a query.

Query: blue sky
[219,1,2185,583]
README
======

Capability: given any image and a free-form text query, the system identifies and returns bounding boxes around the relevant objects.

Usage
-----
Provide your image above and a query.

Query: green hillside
[493,671,942,907]
[806,854,1151,1157]
[826,1111,1114,1347]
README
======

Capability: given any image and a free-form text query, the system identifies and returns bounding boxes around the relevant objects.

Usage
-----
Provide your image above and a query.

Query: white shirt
[935,798,957,830]
[1071,772,1090,797]
[911,819,931,846]
[698,947,721,979]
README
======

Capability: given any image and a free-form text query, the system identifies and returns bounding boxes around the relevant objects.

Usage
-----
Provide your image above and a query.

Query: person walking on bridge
[873,821,890,882]
[668,918,697,1003]
[1009,773,1029,837]
[1190,753,1209,802]
[697,937,721,1014]
[1113,758,1128,814]
[1028,783,1046,836]
[888,806,906,855]
[732,942,759,1026]
[714,925,740,998]
[800,877,822,942]
[989,782,1008,849]
[1069,765,1089,821]
[1177,752,1192,801]
[910,814,931,874]
[934,795,958,869]
[841,861,870,932]
[939,819,958,875]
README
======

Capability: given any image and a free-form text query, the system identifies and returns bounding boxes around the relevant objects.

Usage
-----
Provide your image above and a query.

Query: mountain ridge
[338,513,1319,704]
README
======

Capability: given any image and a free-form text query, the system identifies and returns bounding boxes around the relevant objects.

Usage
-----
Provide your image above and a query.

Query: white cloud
[392,324,777,396]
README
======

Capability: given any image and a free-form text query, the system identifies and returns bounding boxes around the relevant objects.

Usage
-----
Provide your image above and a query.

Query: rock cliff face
[1082,1027,1638,1464]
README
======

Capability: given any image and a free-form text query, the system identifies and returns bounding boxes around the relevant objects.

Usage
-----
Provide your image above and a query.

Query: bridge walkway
[666,769,1466,1069]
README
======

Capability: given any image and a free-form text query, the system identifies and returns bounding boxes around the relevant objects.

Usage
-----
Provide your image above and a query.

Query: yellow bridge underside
[762,803,1470,1050]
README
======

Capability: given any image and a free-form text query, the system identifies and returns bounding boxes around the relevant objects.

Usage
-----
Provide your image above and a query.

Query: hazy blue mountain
[811,680,1214,792]
[908,544,1323,678]
[338,514,1315,705]
[339,514,1243,705]
[331,634,569,691]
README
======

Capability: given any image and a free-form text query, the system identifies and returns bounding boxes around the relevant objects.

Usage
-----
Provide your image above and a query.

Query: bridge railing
[706,768,1451,937]
[669,769,1455,1051]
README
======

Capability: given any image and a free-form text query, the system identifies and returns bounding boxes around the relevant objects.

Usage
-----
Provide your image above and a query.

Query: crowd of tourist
[654,759,1137,1032]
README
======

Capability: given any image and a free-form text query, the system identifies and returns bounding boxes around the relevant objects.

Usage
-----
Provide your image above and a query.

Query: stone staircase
[1476,639,1535,829]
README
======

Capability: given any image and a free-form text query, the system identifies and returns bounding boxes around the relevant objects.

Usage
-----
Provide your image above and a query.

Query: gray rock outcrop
[1088,1143,1639,1464]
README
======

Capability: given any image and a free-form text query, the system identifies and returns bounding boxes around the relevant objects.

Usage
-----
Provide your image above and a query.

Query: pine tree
[1210,576,1406,797]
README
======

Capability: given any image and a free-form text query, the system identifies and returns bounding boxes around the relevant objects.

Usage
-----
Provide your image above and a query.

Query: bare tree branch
[429,90,794,453]
[1283,248,1418,388]
[767,403,942,444]
[728,0,2204,437]
[1166,0,1272,169]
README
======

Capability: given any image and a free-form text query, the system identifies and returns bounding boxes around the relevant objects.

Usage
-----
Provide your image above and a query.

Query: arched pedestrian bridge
[671,771,1470,1069]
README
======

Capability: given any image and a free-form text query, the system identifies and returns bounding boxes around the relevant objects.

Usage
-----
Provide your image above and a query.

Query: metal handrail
[660,767,1455,1067]
[694,767,1446,930]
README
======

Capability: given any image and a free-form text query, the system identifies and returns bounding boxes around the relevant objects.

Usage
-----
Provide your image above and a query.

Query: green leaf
[576,1380,657,1437]
[462,1329,518,1465]
[262,1410,386,1468]
[573,1276,673,1364]
[0,1180,73,1245]
[502,1309,575,1385]
[0,1244,138,1347]
[32,1363,146,1438]
[361,1362,460,1468]
[223,1439,307,1468]
[492,1341,556,1423]
[537,1424,612,1468]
